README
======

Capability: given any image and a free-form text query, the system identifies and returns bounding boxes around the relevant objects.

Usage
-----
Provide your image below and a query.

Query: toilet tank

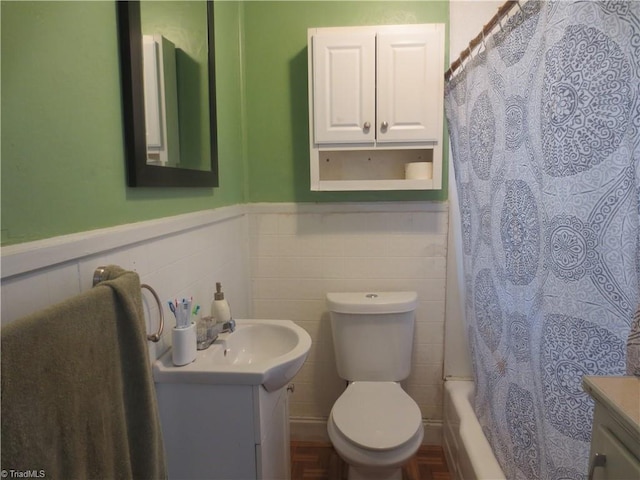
[327,292,418,382]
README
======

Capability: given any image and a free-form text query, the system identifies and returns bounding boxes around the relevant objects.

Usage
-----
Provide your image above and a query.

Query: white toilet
[326,291,423,480]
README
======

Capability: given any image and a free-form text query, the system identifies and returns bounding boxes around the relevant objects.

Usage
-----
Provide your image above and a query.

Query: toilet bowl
[326,291,422,480]
[328,381,424,480]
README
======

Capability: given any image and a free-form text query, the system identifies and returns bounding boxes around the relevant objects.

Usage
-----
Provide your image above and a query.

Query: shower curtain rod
[445,0,520,81]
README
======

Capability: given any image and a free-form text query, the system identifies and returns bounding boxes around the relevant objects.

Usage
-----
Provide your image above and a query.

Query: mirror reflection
[140,1,210,171]
[117,0,217,187]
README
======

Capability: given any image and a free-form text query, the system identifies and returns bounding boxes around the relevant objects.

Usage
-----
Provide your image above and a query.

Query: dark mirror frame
[117,0,218,187]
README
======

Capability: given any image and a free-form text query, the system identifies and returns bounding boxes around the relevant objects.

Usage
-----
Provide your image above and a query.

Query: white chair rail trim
[1,205,245,279]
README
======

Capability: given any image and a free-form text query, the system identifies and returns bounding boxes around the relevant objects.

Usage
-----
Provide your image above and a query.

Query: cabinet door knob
[363,122,371,130]
[587,453,607,480]
[381,121,389,131]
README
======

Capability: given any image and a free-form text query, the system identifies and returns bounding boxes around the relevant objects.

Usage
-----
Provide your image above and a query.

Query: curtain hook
[516,0,524,14]
[481,30,487,50]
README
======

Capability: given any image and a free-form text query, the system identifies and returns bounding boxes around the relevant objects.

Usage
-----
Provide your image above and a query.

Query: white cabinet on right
[583,376,640,480]
[308,24,445,191]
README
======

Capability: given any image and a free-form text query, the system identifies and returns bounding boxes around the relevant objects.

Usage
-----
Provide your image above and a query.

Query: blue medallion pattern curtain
[444,1,640,478]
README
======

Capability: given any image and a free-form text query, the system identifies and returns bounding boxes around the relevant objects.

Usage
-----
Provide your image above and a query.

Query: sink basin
[153,319,312,392]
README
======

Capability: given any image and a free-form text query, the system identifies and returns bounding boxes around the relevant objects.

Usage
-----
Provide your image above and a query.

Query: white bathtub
[443,379,506,480]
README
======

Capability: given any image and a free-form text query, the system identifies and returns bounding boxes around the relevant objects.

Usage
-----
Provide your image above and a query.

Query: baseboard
[422,419,443,445]
[290,417,330,443]
[290,417,443,446]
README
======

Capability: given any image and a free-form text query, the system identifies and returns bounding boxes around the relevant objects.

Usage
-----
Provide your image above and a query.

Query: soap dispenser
[211,282,231,322]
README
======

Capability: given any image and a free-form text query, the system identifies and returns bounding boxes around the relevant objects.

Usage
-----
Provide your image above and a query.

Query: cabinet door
[376,29,443,143]
[256,387,290,480]
[312,33,375,144]
[590,424,640,479]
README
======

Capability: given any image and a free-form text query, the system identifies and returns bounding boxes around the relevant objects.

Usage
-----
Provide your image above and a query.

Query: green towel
[1,266,166,479]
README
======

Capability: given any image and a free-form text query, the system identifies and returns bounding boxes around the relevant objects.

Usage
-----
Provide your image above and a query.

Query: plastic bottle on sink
[211,282,231,322]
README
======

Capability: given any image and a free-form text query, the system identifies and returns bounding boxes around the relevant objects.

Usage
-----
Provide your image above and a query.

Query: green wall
[1,1,449,246]
[1,1,245,245]
[242,1,449,202]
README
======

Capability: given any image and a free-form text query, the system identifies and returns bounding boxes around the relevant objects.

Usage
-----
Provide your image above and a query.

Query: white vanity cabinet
[308,24,445,191]
[155,382,291,480]
[583,376,640,480]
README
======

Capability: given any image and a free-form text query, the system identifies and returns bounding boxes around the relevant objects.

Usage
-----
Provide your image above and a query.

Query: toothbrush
[179,300,188,328]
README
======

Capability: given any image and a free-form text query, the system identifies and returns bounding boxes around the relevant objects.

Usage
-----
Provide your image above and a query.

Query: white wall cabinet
[312,32,375,144]
[308,24,445,191]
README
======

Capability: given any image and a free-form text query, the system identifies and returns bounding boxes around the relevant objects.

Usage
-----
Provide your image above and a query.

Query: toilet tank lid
[326,292,417,314]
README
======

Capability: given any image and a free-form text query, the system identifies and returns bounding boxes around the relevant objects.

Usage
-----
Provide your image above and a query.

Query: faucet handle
[226,318,236,332]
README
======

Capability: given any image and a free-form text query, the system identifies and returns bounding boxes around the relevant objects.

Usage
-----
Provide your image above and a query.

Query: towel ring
[141,284,164,343]
[92,266,164,343]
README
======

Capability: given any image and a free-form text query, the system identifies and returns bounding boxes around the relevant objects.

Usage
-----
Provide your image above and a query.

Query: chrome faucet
[210,318,236,341]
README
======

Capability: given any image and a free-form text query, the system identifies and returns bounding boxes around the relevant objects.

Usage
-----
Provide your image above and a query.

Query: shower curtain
[445,1,640,479]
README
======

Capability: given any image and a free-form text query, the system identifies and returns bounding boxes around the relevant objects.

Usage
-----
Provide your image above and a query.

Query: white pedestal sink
[153,319,311,480]
[154,319,311,391]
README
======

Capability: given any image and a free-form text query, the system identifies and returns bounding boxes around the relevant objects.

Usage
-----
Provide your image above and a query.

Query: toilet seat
[332,382,422,451]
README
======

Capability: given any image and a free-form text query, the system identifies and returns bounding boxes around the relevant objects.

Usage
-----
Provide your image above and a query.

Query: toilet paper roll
[405,162,433,180]
[172,323,197,366]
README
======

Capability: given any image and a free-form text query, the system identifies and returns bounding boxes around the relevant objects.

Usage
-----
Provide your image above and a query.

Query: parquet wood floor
[290,441,452,480]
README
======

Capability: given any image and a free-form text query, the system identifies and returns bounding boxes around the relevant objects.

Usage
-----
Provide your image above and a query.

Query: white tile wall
[1,207,251,363]
[247,202,449,424]
[1,201,449,438]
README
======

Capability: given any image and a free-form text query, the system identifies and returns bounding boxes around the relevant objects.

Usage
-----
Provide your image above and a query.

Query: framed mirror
[117,0,218,187]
